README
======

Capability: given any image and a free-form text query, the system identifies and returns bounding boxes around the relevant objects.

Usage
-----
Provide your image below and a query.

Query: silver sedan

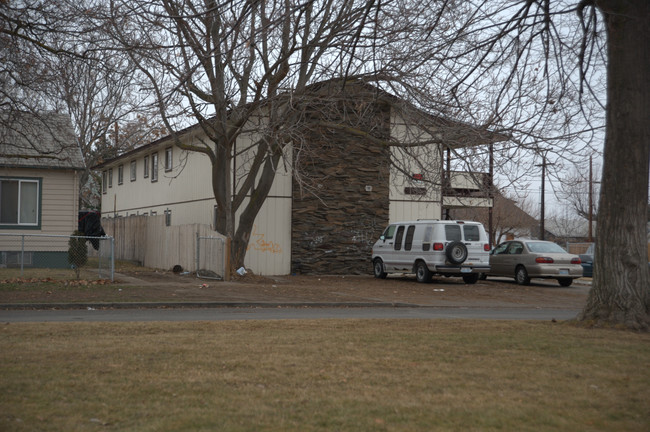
[488,240,583,287]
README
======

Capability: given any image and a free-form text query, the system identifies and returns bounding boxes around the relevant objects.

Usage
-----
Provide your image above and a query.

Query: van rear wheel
[373,259,387,279]
[462,274,479,284]
[415,261,431,283]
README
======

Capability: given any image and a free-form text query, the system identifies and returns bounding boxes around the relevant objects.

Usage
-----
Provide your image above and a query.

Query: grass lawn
[1,319,648,431]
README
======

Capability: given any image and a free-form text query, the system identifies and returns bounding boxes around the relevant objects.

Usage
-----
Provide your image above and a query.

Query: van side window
[463,225,480,241]
[445,225,462,241]
[422,226,433,251]
[382,225,396,240]
[394,226,405,251]
[404,225,416,251]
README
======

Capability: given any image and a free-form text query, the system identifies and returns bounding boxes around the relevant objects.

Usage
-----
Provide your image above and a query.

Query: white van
[371,220,491,283]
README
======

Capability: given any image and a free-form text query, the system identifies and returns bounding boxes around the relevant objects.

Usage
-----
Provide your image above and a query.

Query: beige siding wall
[0,167,79,236]
[99,124,292,275]
[389,110,443,222]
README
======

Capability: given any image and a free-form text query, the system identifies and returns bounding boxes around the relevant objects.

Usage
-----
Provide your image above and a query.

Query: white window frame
[0,178,40,227]
[151,153,158,182]
[165,147,173,172]
[130,160,137,182]
[143,155,149,178]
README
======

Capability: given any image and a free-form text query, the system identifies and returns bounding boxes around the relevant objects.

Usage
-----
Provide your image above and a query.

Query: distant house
[0,112,84,267]
[95,80,504,275]
[449,189,541,245]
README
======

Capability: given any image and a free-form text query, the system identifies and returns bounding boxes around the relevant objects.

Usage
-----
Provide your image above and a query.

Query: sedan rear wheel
[515,265,531,285]
[558,278,573,287]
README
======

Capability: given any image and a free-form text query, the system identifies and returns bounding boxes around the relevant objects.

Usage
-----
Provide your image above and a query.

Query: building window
[404,187,427,195]
[164,209,171,226]
[102,171,107,194]
[118,164,124,185]
[165,147,173,172]
[0,178,40,227]
[151,153,158,182]
[130,160,137,182]
[108,168,113,188]
[144,155,149,178]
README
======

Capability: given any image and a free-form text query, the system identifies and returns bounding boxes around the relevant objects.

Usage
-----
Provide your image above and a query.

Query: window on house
[118,165,124,185]
[144,155,149,178]
[108,168,113,188]
[130,160,137,182]
[165,147,173,172]
[151,153,158,182]
[102,171,107,194]
[0,178,40,226]
[404,187,427,195]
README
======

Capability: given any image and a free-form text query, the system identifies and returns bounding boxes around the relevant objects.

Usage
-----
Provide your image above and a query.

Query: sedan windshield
[525,242,566,254]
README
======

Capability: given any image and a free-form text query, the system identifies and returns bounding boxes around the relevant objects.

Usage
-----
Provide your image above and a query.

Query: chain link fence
[196,234,226,280]
[0,233,114,281]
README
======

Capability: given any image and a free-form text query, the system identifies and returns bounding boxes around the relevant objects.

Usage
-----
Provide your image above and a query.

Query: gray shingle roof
[0,111,85,170]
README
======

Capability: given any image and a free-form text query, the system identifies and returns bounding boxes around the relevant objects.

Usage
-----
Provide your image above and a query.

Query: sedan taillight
[571,257,582,264]
[535,257,554,263]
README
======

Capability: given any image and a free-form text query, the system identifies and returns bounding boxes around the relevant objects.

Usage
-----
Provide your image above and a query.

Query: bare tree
[417,0,648,329]
[1,0,157,210]
[558,159,600,223]
[104,0,394,269]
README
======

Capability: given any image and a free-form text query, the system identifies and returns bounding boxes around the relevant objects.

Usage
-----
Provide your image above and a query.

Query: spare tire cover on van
[446,241,468,265]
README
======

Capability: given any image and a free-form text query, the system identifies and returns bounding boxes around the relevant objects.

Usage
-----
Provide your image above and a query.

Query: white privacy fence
[0,233,114,281]
[102,215,227,279]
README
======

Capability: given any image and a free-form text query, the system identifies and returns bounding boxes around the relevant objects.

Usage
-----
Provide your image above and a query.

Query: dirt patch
[0,268,591,309]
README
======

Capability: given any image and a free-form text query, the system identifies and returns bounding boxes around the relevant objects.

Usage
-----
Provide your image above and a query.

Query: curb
[0,301,423,310]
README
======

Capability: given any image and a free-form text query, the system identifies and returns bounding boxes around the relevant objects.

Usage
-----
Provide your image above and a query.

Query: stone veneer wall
[291,100,391,275]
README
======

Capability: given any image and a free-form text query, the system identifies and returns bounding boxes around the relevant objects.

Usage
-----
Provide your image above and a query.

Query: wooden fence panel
[102,216,225,271]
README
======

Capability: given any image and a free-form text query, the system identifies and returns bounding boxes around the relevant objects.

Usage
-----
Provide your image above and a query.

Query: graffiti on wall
[247,224,282,254]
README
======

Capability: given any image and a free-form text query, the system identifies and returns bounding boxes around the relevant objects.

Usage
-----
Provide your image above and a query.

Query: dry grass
[0,259,145,283]
[1,320,648,431]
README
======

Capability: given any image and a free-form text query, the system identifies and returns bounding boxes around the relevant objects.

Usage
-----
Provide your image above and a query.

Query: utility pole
[588,155,593,242]
[488,144,494,247]
[536,152,553,241]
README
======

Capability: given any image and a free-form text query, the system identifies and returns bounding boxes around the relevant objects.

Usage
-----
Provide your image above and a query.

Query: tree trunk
[578,0,650,329]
